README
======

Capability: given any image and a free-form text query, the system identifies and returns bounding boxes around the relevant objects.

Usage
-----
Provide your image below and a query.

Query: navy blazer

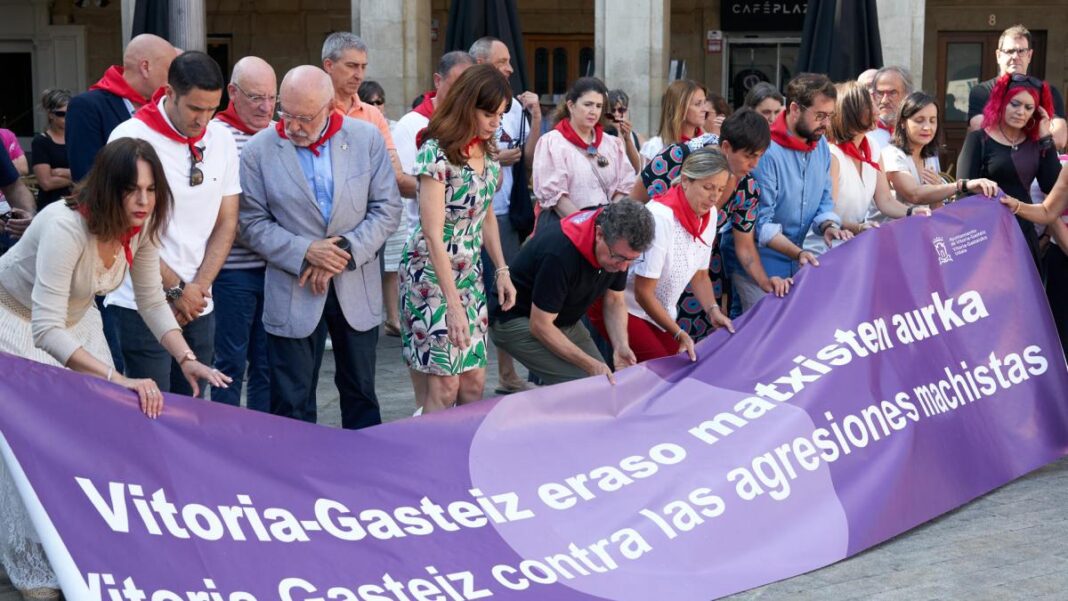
[67,89,135,181]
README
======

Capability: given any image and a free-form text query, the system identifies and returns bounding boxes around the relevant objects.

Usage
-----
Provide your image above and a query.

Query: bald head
[279,66,335,147]
[857,68,878,93]
[122,34,178,99]
[228,56,278,131]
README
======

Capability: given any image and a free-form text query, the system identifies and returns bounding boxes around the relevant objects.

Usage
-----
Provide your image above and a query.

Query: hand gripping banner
[1,197,1066,601]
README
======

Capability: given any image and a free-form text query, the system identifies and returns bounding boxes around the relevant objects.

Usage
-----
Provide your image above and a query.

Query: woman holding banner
[592,148,735,363]
[0,138,228,599]
[958,73,1062,267]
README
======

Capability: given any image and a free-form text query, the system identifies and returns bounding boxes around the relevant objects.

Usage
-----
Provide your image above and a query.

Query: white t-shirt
[806,144,877,255]
[625,200,716,328]
[639,136,665,162]
[392,110,429,236]
[493,96,530,216]
[104,101,241,314]
[880,144,942,184]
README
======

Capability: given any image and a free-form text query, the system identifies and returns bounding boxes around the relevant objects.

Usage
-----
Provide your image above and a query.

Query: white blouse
[625,200,716,328]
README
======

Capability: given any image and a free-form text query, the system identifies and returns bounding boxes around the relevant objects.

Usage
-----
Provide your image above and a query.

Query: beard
[795,118,824,144]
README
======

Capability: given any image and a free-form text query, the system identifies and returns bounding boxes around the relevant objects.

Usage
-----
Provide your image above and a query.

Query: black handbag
[507,107,536,240]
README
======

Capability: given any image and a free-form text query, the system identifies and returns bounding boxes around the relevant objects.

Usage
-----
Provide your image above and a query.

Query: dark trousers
[97,296,124,372]
[110,305,215,398]
[266,285,381,430]
[211,268,270,411]
[1045,244,1068,357]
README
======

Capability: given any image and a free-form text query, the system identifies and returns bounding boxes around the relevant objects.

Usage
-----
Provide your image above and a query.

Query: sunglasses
[189,146,204,187]
[51,110,67,117]
[366,99,385,106]
[1009,73,1044,90]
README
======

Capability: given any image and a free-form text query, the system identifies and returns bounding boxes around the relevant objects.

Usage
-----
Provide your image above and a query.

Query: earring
[1026,116,1037,130]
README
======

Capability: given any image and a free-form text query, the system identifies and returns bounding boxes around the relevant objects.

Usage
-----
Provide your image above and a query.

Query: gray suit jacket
[239,118,402,339]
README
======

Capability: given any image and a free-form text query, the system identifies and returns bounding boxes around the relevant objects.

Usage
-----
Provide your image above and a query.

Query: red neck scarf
[836,137,881,172]
[89,66,150,107]
[464,136,484,157]
[275,111,344,157]
[876,120,894,133]
[134,88,207,157]
[555,119,603,153]
[679,127,704,144]
[213,101,258,135]
[770,111,818,152]
[560,207,604,269]
[75,204,142,266]
[413,91,436,120]
[654,184,711,245]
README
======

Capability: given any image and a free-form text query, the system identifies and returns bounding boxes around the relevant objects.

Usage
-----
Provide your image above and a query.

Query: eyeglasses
[278,103,330,125]
[366,98,385,107]
[607,248,643,265]
[804,107,835,123]
[872,89,901,101]
[189,146,204,187]
[233,83,277,106]
[51,110,67,117]
[998,47,1032,57]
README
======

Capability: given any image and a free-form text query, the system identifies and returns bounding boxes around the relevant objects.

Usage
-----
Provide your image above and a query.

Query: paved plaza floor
[2,329,1066,599]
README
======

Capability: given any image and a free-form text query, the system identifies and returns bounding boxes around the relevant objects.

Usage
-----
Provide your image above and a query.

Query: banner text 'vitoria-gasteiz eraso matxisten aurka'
[1,196,1066,601]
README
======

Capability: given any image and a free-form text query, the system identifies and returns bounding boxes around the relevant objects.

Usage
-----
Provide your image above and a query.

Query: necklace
[999,124,1025,151]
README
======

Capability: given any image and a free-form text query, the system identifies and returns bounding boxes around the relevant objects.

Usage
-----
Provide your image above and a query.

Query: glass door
[724,38,800,108]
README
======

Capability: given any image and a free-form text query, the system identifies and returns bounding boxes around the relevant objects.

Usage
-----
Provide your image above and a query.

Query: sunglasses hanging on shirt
[189,145,205,187]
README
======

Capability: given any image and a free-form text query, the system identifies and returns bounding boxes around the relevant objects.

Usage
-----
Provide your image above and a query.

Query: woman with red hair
[957,73,1062,265]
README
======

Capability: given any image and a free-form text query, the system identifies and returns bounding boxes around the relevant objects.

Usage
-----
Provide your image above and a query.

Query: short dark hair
[358,80,385,102]
[437,50,475,77]
[720,108,770,153]
[744,82,784,108]
[597,199,654,252]
[70,137,172,244]
[785,73,836,109]
[168,51,224,96]
[892,91,942,159]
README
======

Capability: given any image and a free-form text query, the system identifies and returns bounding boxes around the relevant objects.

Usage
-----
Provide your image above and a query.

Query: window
[525,35,594,99]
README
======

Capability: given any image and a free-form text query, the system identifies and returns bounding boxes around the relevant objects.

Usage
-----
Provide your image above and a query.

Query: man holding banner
[490,199,653,385]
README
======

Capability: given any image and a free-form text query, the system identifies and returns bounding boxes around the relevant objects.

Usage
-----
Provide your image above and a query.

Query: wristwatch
[165,280,186,303]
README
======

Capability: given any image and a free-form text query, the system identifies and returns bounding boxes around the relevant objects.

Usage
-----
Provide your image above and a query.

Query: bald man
[210,56,278,411]
[67,34,179,181]
[66,33,178,372]
[239,66,401,429]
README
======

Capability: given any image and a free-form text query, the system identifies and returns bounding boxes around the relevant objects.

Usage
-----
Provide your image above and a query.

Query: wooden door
[524,34,594,100]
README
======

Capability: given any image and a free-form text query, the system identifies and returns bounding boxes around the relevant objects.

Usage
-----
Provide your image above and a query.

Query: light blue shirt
[295,142,334,223]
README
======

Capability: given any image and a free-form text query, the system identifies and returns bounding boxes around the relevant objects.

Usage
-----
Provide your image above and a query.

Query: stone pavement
[2,330,1067,599]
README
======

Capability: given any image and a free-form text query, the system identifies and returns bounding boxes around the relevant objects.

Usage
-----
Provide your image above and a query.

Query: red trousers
[587,298,679,363]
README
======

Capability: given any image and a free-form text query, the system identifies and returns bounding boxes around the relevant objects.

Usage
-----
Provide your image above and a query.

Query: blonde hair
[656,80,704,146]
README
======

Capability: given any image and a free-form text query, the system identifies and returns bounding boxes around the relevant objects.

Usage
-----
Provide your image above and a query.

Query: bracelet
[1013,200,1023,215]
[794,249,804,261]
[495,266,510,275]
[906,206,915,216]
[673,329,685,341]
[106,367,114,382]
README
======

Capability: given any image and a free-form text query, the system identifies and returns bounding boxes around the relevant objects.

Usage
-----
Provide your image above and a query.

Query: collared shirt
[215,118,273,270]
[333,93,396,150]
[295,141,334,223]
[105,96,241,315]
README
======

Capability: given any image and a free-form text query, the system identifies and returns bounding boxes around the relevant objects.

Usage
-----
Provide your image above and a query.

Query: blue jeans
[211,268,270,411]
[110,306,215,398]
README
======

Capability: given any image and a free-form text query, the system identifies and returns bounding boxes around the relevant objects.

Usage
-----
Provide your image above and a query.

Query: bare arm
[390,149,418,198]
[1051,117,1066,151]
[553,195,581,218]
[32,163,73,191]
[193,194,239,289]
[1009,166,1068,224]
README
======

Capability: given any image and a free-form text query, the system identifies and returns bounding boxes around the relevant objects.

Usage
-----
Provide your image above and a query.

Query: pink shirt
[533,130,636,211]
[1,129,24,160]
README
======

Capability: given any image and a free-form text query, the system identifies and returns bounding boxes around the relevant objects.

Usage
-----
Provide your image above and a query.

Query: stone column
[121,0,136,48]
[877,0,924,82]
[352,0,433,122]
[170,0,206,53]
[595,0,670,137]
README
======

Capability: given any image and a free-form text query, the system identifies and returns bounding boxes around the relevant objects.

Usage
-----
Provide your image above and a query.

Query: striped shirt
[215,119,269,270]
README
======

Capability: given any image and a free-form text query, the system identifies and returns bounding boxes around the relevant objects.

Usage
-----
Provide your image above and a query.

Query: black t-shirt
[30,132,71,209]
[967,77,1066,121]
[494,216,627,327]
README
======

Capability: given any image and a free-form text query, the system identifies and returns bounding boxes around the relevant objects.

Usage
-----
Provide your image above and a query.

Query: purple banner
[2,197,1067,601]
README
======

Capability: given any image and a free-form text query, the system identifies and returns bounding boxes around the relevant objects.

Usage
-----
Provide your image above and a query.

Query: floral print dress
[399,138,500,376]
